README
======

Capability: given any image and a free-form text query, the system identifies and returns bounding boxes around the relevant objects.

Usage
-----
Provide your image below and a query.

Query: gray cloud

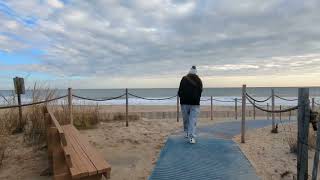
[1,0,320,85]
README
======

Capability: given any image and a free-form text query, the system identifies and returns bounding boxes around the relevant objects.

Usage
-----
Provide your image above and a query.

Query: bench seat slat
[63,125,98,177]
[62,125,98,179]
[68,125,111,177]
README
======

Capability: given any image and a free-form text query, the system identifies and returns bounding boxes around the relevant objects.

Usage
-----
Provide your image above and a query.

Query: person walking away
[178,66,203,144]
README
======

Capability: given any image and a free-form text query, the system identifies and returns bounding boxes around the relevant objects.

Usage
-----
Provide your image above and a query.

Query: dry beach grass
[234,123,319,180]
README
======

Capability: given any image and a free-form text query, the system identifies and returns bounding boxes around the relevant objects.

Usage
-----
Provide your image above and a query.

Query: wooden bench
[44,106,111,180]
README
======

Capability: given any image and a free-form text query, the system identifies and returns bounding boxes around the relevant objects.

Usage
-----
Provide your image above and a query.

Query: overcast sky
[1,0,320,89]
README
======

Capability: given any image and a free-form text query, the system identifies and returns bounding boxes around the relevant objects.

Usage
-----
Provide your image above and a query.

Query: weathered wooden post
[312,118,320,180]
[297,88,310,180]
[68,88,73,125]
[267,103,269,120]
[13,77,25,132]
[279,105,282,121]
[126,88,129,127]
[253,101,256,120]
[177,95,180,122]
[312,97,315,111]
[211,96,213,120]
[241,84,246,143]
[272,89,275,131]
[235,98,238,120]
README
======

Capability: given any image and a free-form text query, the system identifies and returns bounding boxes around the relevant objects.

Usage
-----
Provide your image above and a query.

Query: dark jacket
[178,74,203,105]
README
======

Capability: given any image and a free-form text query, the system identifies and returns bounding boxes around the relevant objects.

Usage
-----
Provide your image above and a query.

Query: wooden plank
[68,88,73,125]
[62,142,85,179]
[68,125,111,172]
[63,125,97,176]
[241,84,246,143]
[62,126,96,178]
[68,125,111,178]
[50,127,71,180]
[297,88,310,180]
[47,108,67,146]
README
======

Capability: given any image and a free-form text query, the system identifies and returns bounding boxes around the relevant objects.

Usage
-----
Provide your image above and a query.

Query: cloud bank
[1,0,320,88]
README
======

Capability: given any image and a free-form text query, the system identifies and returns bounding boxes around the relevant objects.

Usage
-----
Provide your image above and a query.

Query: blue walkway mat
[149,119,294,180]
[198,119,292,139]
[149,136,258,180]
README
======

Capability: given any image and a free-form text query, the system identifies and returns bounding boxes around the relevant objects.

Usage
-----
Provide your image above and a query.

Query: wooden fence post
[13,77,25,132]
[271,89,276,132]
[267,103,269,120]
[235,98,238,120]
[312,98,315,111]
[297,88,310,180]
[312,118,320,180]
[241,84,246,143]
[211,96,213,120]
[17,91,23,131]
[68,88,73,125]
[253,101,256,120]
[280,105,282,121]
[271,89,275,131]
[177,95,180,122]
[126,88,129,127]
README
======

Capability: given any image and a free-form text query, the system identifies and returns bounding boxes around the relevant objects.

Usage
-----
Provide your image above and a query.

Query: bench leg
[49,127,72,180]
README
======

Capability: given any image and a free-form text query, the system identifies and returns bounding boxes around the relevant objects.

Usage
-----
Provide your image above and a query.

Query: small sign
[13,77,25,95]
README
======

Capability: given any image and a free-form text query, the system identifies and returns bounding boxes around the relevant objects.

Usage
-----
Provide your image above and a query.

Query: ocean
[1,87,320,106]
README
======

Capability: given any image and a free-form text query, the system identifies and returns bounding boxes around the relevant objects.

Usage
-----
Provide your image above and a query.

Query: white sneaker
[189,138,196,144]
[185,133,189,138]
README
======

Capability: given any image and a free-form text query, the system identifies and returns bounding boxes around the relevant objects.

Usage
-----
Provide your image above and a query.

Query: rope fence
[72,94,126,101]
[128,93,177,101]
[274,94,298,101]
[246,93,272,103]
[0,95,68,110]
[245,94,299,113]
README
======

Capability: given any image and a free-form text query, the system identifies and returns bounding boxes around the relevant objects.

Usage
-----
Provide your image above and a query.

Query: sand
[233,123,319,180]
[0,105,217,180]
[0,105,297,180]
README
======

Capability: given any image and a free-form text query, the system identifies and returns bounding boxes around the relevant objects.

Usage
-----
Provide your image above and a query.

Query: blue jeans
[181,105,200,138]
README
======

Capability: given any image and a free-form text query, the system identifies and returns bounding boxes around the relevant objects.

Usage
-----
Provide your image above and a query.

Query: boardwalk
[149,120,291,180]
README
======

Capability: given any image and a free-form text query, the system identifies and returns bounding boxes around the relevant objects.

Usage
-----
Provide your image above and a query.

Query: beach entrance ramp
[149,136,258,180]
[148,120,286,180]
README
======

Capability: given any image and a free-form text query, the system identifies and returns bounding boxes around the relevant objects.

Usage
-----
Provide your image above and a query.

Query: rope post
[312,97,315,111]
[235,98,238,120]
[253,101,256,120]
[126,88,129,127]
[241,84,246,143]
[297,88,310,180]
[280,105,282,121]
[271,89,275,131]
[210,96,213,120]
[17,91,23,132]
[267,103,269,120]
[177,95,180,122]
[68,88,73,125]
